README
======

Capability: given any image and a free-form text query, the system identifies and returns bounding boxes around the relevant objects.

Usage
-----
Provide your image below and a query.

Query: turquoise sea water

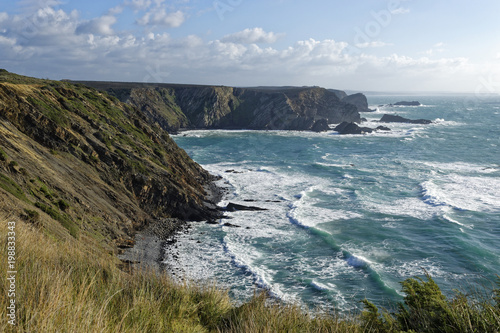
[168,95,500,312]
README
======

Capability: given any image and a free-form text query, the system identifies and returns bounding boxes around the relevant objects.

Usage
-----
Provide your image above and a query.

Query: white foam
[287,186,362,228]
[421,175,500,212]
[431,118,464,127]
[389,258,447,279]
[346,255,370,268]
[365,196,440,220]
[310,280,335,291]
[418,161,499,174]
[443,214,473,231]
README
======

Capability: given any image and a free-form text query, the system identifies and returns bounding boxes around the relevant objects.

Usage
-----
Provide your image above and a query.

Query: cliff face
[0,70,218,252]
[76,82,362,132]
[341,93,373,112]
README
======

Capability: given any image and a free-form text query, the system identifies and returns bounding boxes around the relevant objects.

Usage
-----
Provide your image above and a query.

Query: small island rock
[380,114,432,124]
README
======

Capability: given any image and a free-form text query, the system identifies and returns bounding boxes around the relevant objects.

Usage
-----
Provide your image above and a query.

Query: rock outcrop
[334,122,374,134]
[75,82,362,132]
[379,114,432,124]
[334,122,392,135]
[393,101,421,106]
[310,118,331,132]
[341,93,375,112]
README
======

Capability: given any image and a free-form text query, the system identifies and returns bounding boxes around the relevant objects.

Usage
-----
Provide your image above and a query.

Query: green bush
[56,199,70,211]
[40,184,54,200]
[23,209,40,224]
[0,148,7,161]
[361,272,500,333]
[35,202,78,238]
[0,172,30,202]
[396,273,451,332]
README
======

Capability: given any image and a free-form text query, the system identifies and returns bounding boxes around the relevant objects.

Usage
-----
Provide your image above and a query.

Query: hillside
[0,69,219,254]
[72,81,363,133]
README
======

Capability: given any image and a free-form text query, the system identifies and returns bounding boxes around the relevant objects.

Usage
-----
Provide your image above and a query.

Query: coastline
[118,178,225,273]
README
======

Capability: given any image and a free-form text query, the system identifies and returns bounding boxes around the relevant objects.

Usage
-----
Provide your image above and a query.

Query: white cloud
[221,27,284,44]
[137,9,185,27]
[0,35,16,46]
[423,42,445,56]
[76,15,117,36]
[355,41,392,48]
[125,0,153,11]
[0,3,493,92]
[0,12,8,23]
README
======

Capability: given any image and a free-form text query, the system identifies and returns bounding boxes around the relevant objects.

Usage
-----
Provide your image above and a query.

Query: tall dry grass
[0,219,233,332]
[1,218,498,332]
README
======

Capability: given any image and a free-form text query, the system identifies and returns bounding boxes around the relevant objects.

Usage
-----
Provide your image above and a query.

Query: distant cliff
[0,70,219,253]
[341,93,374,112]
[75,82,363,133]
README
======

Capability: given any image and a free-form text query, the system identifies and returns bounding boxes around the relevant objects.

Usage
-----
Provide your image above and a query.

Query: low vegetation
[1,219,498,332]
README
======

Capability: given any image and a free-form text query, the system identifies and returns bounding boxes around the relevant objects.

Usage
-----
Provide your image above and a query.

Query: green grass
[0,173,30,203]
[0,148,7,161]
[34,202,78,238]
[39,183,54,200]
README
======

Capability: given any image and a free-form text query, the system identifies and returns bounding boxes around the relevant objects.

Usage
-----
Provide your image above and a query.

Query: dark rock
[225,169,243,173]
[334,122,373,135]
[379,114,431,124]
[223,202,268,212]
[328,89,348,99]
[342,93,375,112]
[76,82,362,132]
[394,101,421,106]
[375,126,391,131]
[223,222,241,228]
[310,118,330,132]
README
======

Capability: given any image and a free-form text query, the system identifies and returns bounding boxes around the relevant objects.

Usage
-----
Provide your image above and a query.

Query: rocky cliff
[0,70,219,253]
[75,82,362,133]
[341,93,374,112]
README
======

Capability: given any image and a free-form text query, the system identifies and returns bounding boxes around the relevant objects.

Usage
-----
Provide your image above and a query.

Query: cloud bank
[0,2,489,92]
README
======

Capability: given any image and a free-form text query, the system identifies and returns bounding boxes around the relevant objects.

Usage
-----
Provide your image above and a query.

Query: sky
[1,0,500,92]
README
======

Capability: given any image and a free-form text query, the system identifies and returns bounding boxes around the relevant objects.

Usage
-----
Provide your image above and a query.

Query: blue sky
[1,0,499,92]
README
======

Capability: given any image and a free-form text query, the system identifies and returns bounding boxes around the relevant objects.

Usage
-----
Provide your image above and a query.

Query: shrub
[23,209,40,224]
[396,273,451,332]
[56,199,70,211]
[0,173,29,202]
[40,184,54,200]
[34,202,78,238]
[0,148,7,161]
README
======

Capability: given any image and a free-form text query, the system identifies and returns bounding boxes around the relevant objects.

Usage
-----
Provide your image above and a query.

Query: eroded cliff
[0,70,219,253]
[75,82,362,133]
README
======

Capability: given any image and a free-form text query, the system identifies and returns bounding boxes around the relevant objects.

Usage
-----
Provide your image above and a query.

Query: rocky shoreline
[118,179,226,273]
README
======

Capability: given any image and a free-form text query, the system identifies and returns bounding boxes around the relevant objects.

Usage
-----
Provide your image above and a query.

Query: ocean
[168,95,500,312]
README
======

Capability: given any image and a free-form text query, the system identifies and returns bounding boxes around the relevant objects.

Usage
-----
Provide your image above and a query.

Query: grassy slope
[0,70,215,251]
[1,217,498,332]
[0,70,498,332]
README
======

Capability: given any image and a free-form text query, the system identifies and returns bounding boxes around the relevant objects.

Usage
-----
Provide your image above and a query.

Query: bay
[168,94,500,311]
